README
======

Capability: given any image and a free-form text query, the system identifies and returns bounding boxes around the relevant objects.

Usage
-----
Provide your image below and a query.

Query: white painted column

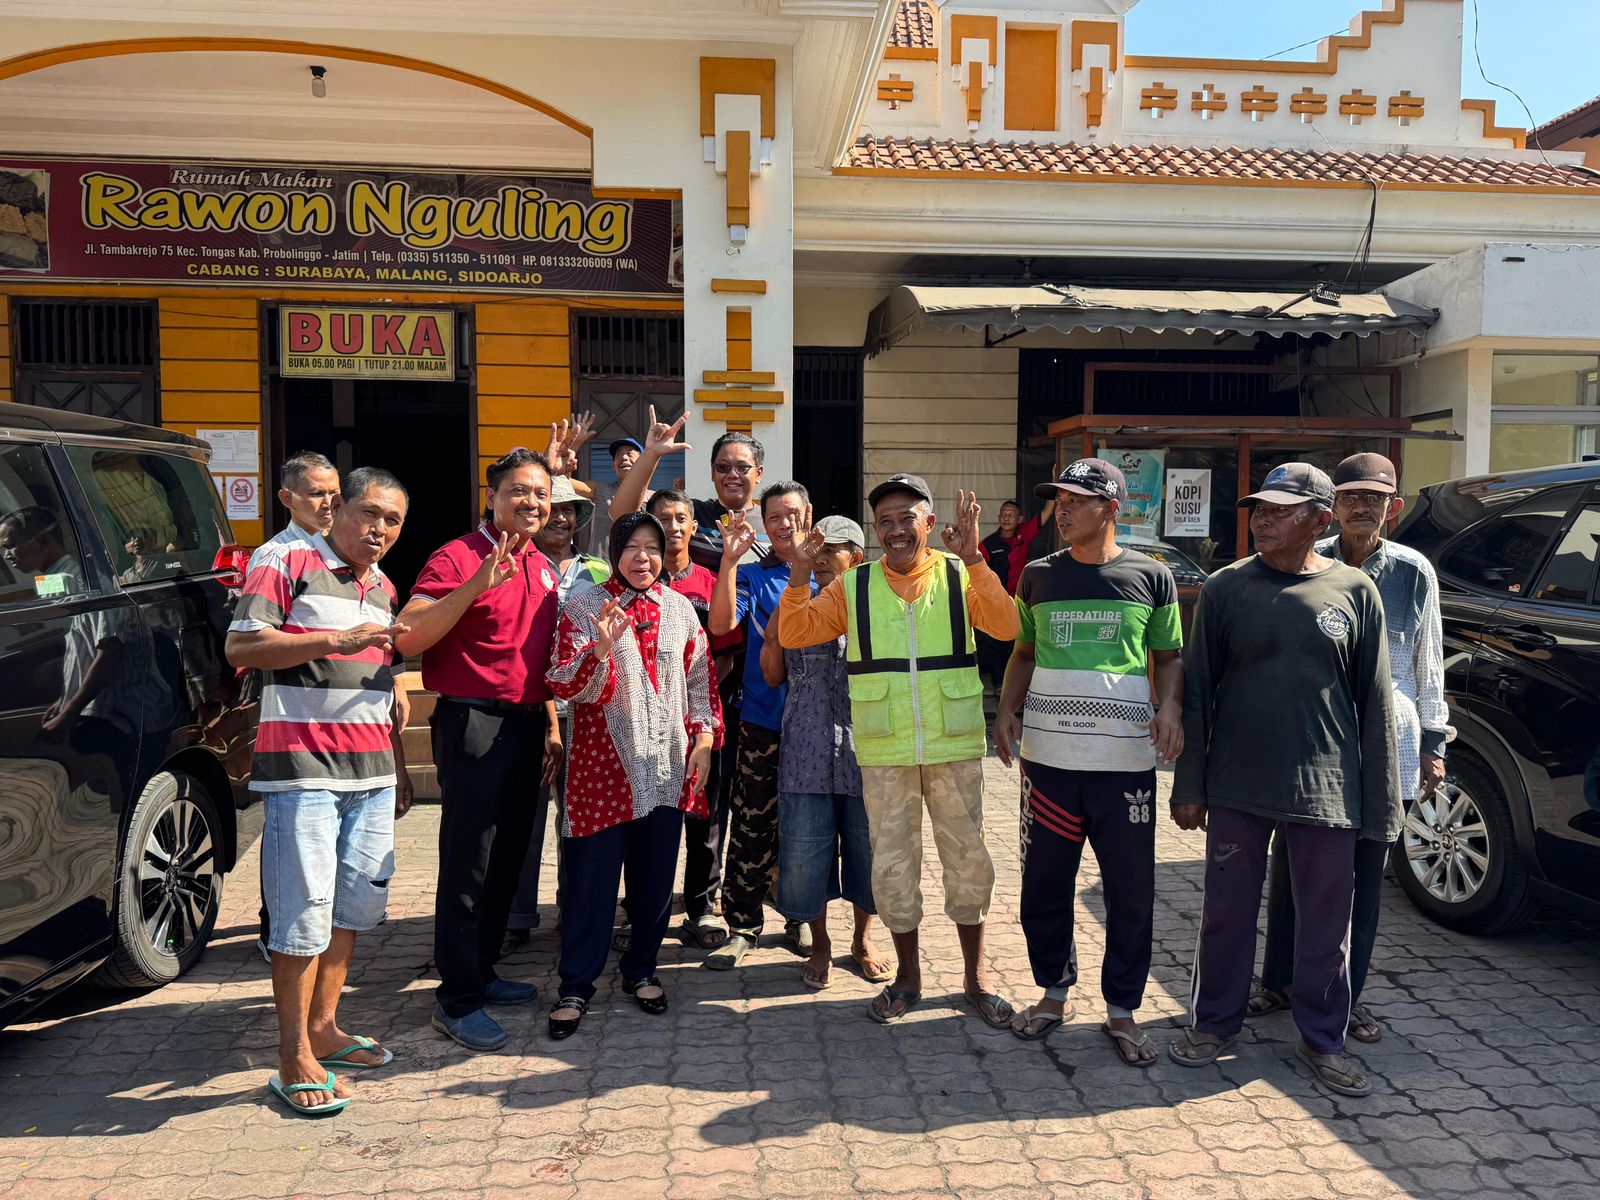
[1460,345,1494,476]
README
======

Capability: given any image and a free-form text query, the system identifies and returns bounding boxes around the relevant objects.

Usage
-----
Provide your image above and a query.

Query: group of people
[227,410,1447,1116]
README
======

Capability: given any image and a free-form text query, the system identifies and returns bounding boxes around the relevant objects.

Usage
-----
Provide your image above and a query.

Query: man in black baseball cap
[1169,459,1397,1098]
[588,438,650,553]
[866,472,934,510]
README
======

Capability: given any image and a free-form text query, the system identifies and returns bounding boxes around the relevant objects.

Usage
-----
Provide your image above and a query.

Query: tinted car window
[1531,504,1600,606]
[1437,484,1585,597]
[63,447,226,584]
[0,443,94,608]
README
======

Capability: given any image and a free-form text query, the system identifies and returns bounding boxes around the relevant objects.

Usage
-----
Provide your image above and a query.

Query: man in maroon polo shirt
[396,444,575,1051]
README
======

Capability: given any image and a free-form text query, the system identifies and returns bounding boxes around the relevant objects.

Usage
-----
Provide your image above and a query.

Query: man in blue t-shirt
[706,480,811,968]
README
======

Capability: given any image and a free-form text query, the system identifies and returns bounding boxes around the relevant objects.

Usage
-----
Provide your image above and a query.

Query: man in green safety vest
[779,474,1021,1026]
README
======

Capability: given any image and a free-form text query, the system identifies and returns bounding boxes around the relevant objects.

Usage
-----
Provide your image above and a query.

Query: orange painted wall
[1005,27,1059,132]
[0,295,11,403]
[474,300,574,483]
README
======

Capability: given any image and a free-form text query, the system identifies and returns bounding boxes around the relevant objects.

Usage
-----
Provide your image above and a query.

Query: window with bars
[13,300,159,426]
[575,315,684,379]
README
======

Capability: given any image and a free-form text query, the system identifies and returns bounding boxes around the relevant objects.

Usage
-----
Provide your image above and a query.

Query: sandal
[267,1071,348,1117]
[622,975,669,1015]
[315,1035,393,1070]
[867,985,921,1024]
[678,914,730,950]
[1247,982,1291,1017]
[802,961,833,991]
[1010,1005,1068,1042]
[548,996,589,1041]
[1347,1004,1382,1044]
[1168,1027,1234,1068]
[850,948,894,983]
[1102,1022,1158,1068]
[784,920,813,957]
[1297,1043,1373,1097]
[964,989,1016,1029]
[611,924,632,954]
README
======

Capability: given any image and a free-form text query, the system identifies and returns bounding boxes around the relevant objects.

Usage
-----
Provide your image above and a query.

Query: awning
[865,284,1438,355]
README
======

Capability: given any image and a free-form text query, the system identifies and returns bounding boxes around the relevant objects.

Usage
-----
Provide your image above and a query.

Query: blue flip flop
[267,1070,349,1116]
[316,1035,393,1070]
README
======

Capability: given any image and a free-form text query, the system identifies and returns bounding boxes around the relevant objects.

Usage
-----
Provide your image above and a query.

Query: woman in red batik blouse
[545,510,721,1039]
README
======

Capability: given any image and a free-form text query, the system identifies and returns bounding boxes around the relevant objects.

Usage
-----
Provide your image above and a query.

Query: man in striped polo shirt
[227,467,411,1116]
[995,458,1185,1063]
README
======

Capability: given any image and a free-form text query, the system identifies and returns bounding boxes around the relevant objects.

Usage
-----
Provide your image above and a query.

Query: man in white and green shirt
[996,458,1185,1063]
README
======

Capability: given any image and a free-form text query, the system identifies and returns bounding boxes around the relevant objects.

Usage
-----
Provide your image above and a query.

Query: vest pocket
[939,673,985,738]
[848,674,894,739]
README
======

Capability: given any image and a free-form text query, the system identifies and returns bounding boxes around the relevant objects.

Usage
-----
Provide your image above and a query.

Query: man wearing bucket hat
[506,473,612,948]
[1168,461,1397,1097]
[1250,452,1451,1045]
[995,458,1185,1063]
[779,475,1021,1027]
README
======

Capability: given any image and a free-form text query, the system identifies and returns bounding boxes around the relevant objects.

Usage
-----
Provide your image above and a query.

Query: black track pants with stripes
[1018,759,1157,1012]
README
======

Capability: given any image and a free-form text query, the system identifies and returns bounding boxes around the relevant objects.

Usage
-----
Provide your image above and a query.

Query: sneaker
[785,919,813,957]
[705,932,757,970]
[483,977,539,1006]
[431,1005,507,1052]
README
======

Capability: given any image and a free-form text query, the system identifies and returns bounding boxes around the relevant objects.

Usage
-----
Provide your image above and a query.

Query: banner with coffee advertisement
[0,156,683,295]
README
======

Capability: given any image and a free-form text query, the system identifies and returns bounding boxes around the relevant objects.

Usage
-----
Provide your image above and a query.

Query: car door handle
[1488,624,1557,652]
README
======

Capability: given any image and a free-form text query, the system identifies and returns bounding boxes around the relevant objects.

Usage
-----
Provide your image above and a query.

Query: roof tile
[845,136,1600,190]
[889,0,936,50]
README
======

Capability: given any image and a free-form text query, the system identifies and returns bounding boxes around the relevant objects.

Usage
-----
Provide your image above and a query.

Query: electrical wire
[1469,0,1555,167]
[1260,29,1347,61]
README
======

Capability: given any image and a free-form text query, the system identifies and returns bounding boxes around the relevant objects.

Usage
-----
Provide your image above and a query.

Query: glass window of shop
[1490,353,1600,474]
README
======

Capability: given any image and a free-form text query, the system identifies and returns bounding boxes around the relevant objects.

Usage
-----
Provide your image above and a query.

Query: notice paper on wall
[1101,448,1165,543]
[1165,468,1211,537]
[225,476,260,521]
[196,428,260,473]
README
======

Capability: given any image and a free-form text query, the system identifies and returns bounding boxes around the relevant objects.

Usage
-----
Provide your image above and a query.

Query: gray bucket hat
[548,474,595,527]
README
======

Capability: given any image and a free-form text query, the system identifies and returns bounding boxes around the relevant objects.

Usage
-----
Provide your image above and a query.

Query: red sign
[0,157,682,295]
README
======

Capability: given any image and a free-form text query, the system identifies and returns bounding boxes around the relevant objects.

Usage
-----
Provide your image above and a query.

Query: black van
[0,403,258,1025]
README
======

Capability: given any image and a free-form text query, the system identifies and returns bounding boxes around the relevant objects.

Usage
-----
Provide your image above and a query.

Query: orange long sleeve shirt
[778,551,1021,649]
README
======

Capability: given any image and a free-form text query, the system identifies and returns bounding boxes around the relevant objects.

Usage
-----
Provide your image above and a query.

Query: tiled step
[398,671,440,801]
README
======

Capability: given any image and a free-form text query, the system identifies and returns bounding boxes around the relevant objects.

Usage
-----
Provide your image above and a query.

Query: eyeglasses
[713,462,756,477]
[1335,491,1393,509]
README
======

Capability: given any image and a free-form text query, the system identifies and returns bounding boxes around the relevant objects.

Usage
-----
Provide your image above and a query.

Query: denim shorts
[775,792,875,922]
[262,786,395,956]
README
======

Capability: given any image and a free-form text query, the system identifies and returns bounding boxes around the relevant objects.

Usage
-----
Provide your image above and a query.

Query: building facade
[3,0,1599,571]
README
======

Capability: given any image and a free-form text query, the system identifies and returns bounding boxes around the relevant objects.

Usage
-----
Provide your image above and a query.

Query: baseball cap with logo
[1035,457,1126,502]
[868,473,935,509]
[1238,462,1336,509]
[1332,452,1398,495]
[814,515,866,546]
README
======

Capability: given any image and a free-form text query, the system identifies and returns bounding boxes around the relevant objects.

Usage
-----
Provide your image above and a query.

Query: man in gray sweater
[1167,462,1398,1098]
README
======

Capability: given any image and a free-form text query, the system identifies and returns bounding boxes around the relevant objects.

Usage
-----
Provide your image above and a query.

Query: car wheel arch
[1442,703,1544,875]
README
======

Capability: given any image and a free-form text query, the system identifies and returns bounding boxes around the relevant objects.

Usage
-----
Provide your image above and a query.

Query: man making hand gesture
[779,474,1021,1028]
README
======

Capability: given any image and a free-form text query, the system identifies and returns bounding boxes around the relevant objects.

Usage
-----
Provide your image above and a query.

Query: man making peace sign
[778,475,1021,1026]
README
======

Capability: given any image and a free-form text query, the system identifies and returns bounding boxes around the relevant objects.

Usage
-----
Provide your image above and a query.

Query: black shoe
[548,996,589,1040]
[622,975,669,1015]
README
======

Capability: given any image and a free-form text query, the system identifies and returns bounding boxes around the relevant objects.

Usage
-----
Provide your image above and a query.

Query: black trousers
[682,695,739,921]
[432,699,547,1018]
[558,806,685,1001]
[1018,760,1156,1012]
[1262,831,1388,1006]
[976,631,1013,689]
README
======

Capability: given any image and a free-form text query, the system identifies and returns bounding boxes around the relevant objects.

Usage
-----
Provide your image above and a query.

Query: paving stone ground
[5,759,1600,1200]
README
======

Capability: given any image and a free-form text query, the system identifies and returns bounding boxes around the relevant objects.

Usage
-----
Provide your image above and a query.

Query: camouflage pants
[861,760,993,934]
[722,723,781,937]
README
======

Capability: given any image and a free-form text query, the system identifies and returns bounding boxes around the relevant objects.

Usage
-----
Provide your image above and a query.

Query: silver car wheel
[1403,780,1492,905]
[136,796,217,958]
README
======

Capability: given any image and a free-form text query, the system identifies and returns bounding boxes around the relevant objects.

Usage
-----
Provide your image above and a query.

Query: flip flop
[802,961,833,991]
[1347,1004,1383,1045]
[850,949,894,983]
[964,990,1016,1029]
[1246,982,1291,1017]
[267,1071,349,1117]
[678,915,730,950]
[1167,1027,1234,1068]
[1102,1022,1158,1068]
[1296,1044,1374,1097]
[867,985,921,1024]
[1010,1005,1067,1042]
[316,1035,393,1070]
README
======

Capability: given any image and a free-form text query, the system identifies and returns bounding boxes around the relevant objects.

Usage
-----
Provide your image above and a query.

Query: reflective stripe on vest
[848,556,976,676]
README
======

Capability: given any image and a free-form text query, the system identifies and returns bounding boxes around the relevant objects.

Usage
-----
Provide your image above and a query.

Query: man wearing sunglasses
[1250,452,1450,1048]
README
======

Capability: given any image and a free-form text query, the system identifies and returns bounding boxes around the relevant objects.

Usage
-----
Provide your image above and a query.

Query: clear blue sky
[1125,0,1598,128]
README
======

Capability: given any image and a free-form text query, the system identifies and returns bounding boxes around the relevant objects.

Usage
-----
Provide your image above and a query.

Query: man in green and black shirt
[996,458,1185,1063]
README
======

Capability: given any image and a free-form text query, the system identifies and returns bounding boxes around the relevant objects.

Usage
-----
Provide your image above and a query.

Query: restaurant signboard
[0,157,682,295]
